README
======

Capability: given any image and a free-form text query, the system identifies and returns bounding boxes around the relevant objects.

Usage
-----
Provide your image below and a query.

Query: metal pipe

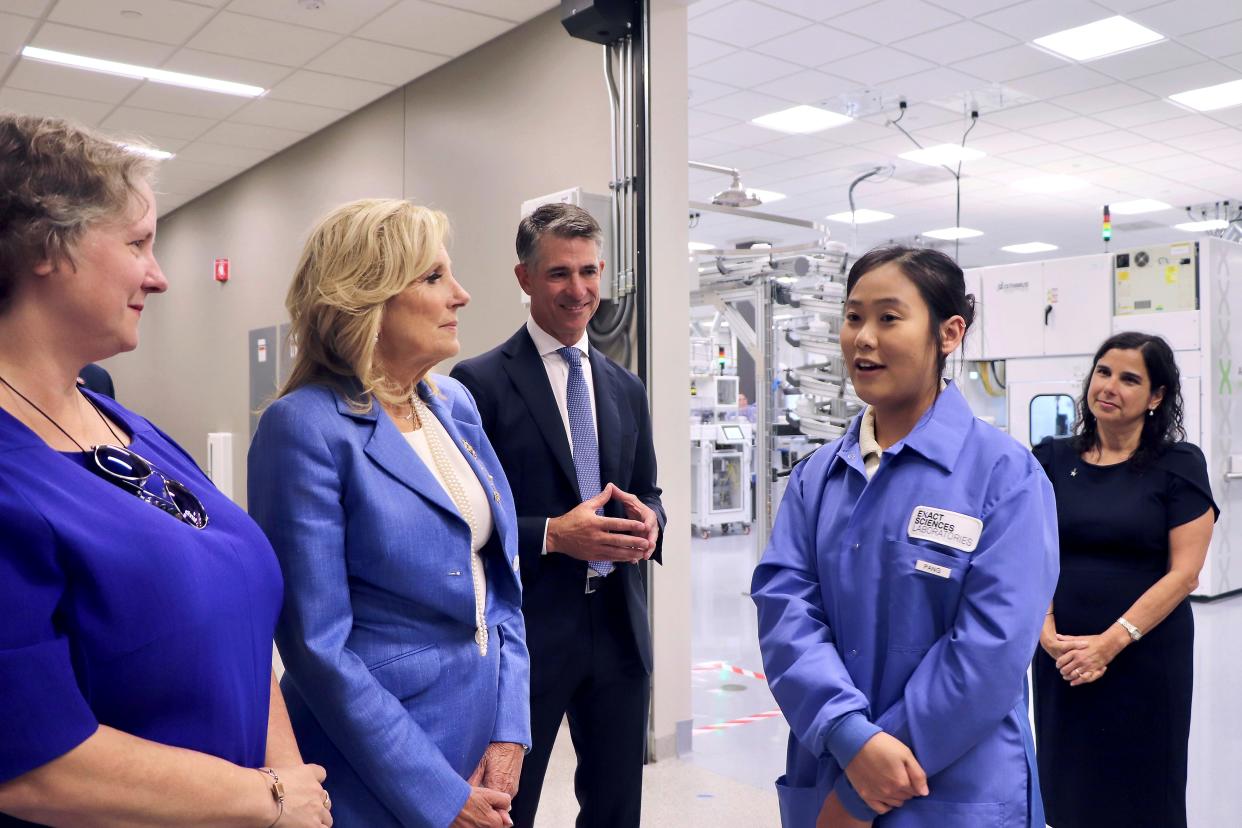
[688,160,741,178]
[604,43,622,298]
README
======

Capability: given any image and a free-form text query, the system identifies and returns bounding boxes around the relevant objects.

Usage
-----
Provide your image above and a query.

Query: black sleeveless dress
[1031,438,1217,828]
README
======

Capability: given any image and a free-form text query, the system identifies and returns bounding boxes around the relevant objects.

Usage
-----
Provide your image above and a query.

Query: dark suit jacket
[451,326,664,690]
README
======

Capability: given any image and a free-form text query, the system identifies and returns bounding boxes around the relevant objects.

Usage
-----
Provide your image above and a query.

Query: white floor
[533,531,1242,826]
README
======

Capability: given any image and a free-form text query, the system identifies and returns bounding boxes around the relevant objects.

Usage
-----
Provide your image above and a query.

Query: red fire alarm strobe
[214,258,230,283]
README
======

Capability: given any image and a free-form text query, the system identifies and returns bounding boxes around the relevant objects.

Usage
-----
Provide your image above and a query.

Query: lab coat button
[852,543,860,551]
[847,649,858,658]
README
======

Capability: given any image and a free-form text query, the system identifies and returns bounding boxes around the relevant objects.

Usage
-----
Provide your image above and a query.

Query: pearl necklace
[411,395,488,657]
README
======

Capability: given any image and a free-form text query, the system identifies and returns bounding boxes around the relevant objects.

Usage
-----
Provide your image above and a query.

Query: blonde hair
[281,198,448,409]
[0,114,158,315]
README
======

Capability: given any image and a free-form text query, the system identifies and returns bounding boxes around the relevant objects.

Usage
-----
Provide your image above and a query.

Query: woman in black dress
[1032,331,1217,828]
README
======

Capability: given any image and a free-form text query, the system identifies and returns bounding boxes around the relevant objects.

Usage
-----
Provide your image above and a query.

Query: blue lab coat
[752,383,1058,827]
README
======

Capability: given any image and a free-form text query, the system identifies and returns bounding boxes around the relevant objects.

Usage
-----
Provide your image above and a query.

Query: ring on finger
[323,792,332,809]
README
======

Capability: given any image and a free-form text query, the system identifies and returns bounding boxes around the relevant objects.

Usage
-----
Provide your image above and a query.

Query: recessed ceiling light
[824,209,895,224]
[899,144,986,166]
[922,226,984,240]
[1169,79,1242,112]
[1002,242,1059,254]
[751,105,852,134]
[1032,15,1164,62]
[748,188,786,203]
[688,241,716,252]
[1013,175,1088,193]
[21,46,265,97]
[1174,219,1229,232]
[1110,198,1172,215]
[118,142,174,160]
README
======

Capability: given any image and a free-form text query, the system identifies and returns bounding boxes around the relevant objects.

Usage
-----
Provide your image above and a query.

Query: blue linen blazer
[248,376,529,828]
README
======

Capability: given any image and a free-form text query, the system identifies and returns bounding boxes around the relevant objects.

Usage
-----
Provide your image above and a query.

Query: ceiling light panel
[1174,219,1229,231]
[1169,79,1242,112]
[899,143,986,166]
[20,46,265,97]
[751,104,852,134]
[922,227,984,240]
[825,209,895,224]
[1109,199,1172,215]
[1002,242,1059,254]
[1032,16,1165,62]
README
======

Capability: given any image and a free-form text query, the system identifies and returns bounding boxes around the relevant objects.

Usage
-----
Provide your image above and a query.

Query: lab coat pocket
[885,539,968,653]
[880,798,1004,827]
[774,774,824,828]
[368,642,442,702]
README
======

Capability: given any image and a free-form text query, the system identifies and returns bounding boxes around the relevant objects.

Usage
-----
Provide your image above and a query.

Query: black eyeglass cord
[0,373,123,451]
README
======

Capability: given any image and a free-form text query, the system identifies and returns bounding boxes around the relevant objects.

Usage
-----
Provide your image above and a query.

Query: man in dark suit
[451,203,664,828]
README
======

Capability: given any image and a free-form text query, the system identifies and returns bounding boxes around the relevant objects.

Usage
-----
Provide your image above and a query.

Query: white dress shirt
[526,317,599,556]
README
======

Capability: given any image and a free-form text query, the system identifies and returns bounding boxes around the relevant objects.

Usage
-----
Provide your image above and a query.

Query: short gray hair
[515,202,602,267]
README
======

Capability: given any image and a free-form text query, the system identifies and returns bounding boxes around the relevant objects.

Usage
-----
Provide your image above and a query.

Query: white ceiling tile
[1127,60,1242,97]
[307,37,447,84]
[895,21,1019,63]
[198,119,307,150]
[30,22,175,65]
[692,50,803,87]
[1163,128,1242,152]
[353,0,509,55]
[224,0,396,33]
[1021,115,1114,140]
[1138,113,1223,138]
[689,135,738,158]
[689,34,735,67]
[1220,52,1242,73]
[1204,106,1242,128]
[187,12,340,67]
[754,133,846,158]
[0,11,34,54]
[267,70,393,110]
[1137,151,1215,173]
[690,0,807,48]
[124,82,249,119]
[425,0,557,22]
[1088,41,1203,80]
[985,102,1077,129]
[1180,21,1242,60]
[1030,154,1118,174]
[755,0,877,20]
[888,67,993,104]
[925,0,1020,14]
[753,69,857,104]
[997,142,1082,164]
[950,44,1068,83]
[101,106,215,140]
[977,0,1116,40]
[1097,142,1179,164]
[820,118,894,144]
[711,120,795,147]
[1094,99,1186,127]
[752,25,874,68]
[173,140,271,167]
[917,118,1005,143]
[1011,64,1114,98]
[970,130,1047,155]
[689,108,738,135]
[688,75,740,106]
[230,97,347,132]
[1093,0,1173,13]
[0,87,114,125]
[5,58,140,102]
[160,49,294,88]
[1055,82,1155,115]
[698,145,788,173]
[689,0,734,18]
[0,0,52,15]
[697,89,797,120]
[831,0,961,45]
[1062,129,1150,152]
[1132,0,1242,38]
[820,47,936,86]
[49,0,215,45]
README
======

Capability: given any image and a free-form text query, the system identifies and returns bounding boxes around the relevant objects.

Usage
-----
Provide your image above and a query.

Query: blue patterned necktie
[558,346,613,577]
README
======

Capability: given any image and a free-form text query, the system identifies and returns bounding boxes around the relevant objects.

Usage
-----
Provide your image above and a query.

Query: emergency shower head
[690,161,763,208]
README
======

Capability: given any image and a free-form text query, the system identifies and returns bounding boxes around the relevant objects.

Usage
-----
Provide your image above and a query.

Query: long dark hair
[1073,331,1185,469]
[845,245,975,379]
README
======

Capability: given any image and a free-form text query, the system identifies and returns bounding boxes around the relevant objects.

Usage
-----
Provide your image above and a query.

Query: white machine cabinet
[973,255,1111,360]
[690,422,753,539]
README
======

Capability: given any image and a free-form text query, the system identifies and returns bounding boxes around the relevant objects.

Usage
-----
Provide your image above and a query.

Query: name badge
[907,505,983,552]
[915,559,951,578]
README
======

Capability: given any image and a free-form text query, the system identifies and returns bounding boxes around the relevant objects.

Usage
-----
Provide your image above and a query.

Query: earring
[1148,408,1155,417]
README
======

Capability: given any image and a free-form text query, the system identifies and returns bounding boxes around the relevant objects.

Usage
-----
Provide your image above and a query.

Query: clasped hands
[546,482,659,562]
[1042,627,1128,686]
[818,732,928,827]
[452,742,524,828]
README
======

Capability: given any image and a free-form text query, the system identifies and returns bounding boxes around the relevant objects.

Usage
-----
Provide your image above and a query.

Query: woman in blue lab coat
[752,245,1059,828]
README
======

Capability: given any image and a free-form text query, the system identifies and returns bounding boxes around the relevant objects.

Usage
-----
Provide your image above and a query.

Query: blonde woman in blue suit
[249,200,529,828]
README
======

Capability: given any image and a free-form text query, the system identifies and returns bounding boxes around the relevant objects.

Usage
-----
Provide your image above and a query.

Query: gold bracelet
[258,768,285,828]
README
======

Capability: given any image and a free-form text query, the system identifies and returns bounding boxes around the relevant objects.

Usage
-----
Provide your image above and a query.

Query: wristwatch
[1116,616,1143,642]
[259,768,285,827]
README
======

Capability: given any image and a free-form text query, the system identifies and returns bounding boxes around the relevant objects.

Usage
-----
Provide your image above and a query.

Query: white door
[980,262,1044,359]
[1043,254,1112,356]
